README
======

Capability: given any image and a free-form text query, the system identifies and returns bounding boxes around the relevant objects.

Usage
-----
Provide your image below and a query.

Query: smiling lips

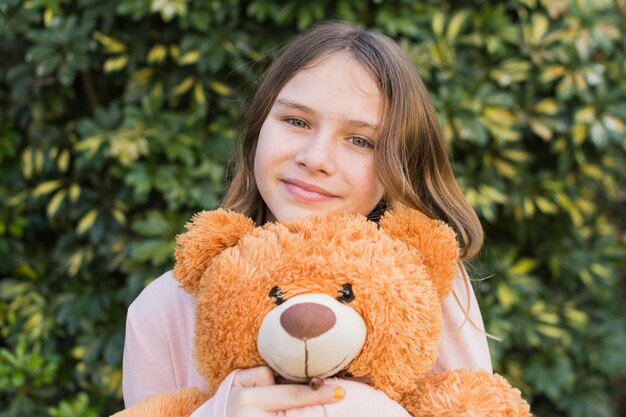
[282,178,337,202]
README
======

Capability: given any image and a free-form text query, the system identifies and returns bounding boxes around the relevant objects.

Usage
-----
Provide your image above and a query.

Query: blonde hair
[221,21,483,260]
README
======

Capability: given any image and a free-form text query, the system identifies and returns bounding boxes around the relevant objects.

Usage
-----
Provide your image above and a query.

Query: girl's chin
[267,205,337,223]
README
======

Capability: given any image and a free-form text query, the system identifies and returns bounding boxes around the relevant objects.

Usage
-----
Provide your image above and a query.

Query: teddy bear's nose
[280,302,337,340]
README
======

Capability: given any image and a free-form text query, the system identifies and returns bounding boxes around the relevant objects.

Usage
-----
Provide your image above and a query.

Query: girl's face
[254,53,384,222]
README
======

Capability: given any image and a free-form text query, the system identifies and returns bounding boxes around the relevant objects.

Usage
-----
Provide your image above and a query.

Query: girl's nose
[293,132,336,174]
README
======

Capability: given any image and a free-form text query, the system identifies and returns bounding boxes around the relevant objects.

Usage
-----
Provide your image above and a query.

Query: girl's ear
[379,205,460,299]
[173,209,255,295]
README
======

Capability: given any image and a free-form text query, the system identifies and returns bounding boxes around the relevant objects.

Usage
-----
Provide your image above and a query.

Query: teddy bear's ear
[379,205,460,299]
[173,209,255,295]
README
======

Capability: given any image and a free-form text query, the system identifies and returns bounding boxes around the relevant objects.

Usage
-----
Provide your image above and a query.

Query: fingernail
[333,386,345,400]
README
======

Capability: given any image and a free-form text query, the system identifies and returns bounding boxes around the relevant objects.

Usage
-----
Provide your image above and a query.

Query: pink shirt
[122,270,492,415]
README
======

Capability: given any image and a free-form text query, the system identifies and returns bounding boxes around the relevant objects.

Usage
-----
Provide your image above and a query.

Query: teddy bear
[114,206,531,416]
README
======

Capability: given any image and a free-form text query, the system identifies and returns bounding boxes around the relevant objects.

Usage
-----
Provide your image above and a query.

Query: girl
[122,21,492,416]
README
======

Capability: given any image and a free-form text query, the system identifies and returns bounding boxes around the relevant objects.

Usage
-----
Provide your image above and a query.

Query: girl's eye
[349,136,373,149]
[285,118,308,128]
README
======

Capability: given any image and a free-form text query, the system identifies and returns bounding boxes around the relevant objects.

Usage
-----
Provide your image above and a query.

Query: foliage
[1,0,625,416]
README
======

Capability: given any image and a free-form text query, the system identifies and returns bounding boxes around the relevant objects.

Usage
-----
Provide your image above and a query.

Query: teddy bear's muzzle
[257,293,366,383]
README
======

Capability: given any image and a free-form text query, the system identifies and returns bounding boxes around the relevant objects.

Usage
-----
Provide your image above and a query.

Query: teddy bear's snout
[280,302,337,340]
[257,293,367,382]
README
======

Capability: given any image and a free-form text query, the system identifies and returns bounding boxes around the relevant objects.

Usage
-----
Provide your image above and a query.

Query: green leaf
[132,210,172,237]
[103,55,128,72]
[130,239,174,266]
[31,180,62,197]
[76,208,98,235]
[446,9,469,41]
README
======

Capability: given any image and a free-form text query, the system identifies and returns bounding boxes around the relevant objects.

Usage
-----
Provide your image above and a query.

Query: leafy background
[1,0,625,416]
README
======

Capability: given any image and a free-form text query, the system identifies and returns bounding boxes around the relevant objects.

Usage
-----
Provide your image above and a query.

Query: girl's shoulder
[123,271,205,400]
[128,270,196,321]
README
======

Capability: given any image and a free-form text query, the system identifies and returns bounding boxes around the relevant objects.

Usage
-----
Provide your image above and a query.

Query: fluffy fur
[113,207,530,416]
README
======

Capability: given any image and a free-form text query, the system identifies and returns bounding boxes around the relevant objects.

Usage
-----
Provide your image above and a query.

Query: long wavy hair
[221,21,483,260]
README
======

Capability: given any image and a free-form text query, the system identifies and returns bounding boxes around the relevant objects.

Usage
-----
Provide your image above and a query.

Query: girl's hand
[226,366,345,416]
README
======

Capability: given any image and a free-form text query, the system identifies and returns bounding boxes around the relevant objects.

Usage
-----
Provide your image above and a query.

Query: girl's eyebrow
[273,98,379,131]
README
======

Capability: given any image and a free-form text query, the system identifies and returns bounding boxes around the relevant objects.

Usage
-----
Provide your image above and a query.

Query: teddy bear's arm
[110,387,210,417]
[399,369,531,417]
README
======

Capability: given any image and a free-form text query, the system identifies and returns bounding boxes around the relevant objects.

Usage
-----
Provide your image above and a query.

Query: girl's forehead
[273,53,382,126]
[288,53,379,95]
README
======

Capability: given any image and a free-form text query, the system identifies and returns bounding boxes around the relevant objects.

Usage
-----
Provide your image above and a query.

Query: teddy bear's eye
[337,283,355,303]
[269,286,285,305]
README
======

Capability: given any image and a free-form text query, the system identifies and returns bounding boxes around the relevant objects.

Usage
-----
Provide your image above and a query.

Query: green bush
[1,1,625,416]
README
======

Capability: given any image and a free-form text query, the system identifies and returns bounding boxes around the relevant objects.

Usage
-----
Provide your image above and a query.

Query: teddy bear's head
[172,206,460,401]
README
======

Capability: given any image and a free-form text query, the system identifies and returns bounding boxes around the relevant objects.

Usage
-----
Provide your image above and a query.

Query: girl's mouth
[282,179,337,202]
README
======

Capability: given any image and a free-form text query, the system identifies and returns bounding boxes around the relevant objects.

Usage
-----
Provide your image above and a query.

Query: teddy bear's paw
[110,387,210,417]
[401,369,531,417]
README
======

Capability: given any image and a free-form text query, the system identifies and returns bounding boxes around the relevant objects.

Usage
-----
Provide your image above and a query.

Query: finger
[232,366,276,388]
[234,383,345,412]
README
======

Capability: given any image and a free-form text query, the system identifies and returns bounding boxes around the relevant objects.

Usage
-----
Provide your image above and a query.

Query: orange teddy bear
[114,207,531,416]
